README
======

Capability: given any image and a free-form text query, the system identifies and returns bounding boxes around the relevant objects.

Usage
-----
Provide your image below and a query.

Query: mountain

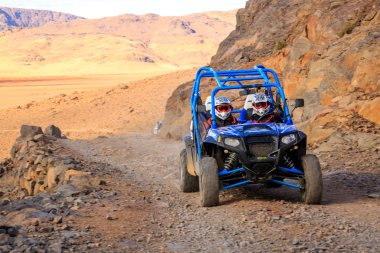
[162,0,380,146]
[0,10,236,77]
[0,6,83,30]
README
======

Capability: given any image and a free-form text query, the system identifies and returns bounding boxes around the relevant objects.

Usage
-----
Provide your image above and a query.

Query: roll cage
[190,65,293,159]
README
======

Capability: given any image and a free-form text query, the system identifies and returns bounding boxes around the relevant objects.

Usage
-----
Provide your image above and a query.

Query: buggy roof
[194,65,281,88]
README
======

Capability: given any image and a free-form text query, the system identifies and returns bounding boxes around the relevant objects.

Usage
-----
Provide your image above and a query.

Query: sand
[0,69,196,159]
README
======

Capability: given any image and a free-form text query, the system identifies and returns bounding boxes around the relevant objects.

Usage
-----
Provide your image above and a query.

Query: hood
[208,122,297,139]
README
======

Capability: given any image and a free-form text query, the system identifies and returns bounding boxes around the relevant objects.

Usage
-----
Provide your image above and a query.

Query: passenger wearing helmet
[204,96,237,128]
[249,93,283,123]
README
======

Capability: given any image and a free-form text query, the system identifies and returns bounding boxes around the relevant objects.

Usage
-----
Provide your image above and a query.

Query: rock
[44,125,62,138]
[1,198,10,206]
[30,219,40,226]
[358,98,380,125]
[367,192,380,198]
[34,155,44,165]
[0,234,7,245]
[7,227,18,237]
[42,227,54,233]
[315,142,336,152]
[49,241,63,253]
[63,169,90,184]
[239,241,250,247]
[20,125,43,139]
[26,211,55,223]
[353,132,380,150]
[47,165,67,189]
[33,134,45,142]
[106,213,117,220]
[53,216,63,224]
[363,9,377,21]
[56,184,81,197]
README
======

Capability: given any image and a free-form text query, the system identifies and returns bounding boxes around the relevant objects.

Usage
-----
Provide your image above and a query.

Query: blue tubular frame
[218,167,245,176]
[191,65,292,160]
[270,179,304,190]
[218,166,304,190]
[223,180,251,190]
[278,166,304,175]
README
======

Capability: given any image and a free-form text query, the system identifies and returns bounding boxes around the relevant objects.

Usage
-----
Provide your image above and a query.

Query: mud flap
[184,135,197,176]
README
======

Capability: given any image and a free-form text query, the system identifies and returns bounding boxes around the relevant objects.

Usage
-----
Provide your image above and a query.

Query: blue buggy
[180,65,323,207]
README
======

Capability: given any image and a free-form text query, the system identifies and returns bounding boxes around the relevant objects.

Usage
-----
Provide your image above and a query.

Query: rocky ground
[2,134,377,252]
[0,131,379,252]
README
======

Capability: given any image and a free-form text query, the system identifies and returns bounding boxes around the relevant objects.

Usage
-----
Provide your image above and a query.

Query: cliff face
[0,6,82,30]
[163,0,380,144]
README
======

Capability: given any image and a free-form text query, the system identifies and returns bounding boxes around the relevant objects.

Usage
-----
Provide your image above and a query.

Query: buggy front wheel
[179,149,199,192]
[199,157,219,207]
[299,154,323,204]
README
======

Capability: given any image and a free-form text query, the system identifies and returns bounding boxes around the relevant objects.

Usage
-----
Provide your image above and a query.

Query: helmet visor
[216,104,231,112]
[253,101,268,109]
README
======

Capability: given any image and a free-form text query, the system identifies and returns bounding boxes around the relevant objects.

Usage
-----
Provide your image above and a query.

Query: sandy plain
[0,72,173,109]
[0,68,196,159]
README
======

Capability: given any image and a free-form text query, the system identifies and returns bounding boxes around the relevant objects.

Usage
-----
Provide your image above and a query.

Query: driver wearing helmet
[250,93,283,123]
[204,96,237,128]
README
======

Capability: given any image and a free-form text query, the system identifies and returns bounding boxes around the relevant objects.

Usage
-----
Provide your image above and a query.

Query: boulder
[47,165,66,189]
[354,132,380,150]
[20,125,43,139]
[358,98,380,125]
[44,125,62,138]
[8,124,91,196]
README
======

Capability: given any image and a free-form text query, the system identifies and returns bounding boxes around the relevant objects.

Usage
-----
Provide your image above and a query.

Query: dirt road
[62,134,379,252]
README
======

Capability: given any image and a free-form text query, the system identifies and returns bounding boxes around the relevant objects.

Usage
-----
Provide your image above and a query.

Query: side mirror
[291,99,304,117]
[294,99,304,108]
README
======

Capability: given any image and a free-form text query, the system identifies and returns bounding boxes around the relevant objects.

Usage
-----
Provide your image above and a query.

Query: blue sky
[0,0,247,18]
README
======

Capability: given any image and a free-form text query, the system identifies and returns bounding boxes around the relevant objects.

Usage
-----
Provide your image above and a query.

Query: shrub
[276,40,287,50]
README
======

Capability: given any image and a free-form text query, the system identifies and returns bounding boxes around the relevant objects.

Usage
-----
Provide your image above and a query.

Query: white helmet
[215,96,232,120]
[252,93,270,116]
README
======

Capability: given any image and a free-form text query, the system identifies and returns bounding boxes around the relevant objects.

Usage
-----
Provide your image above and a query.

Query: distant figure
[153,120,163,134]
[249,93,283,123]
[204,96,237,128]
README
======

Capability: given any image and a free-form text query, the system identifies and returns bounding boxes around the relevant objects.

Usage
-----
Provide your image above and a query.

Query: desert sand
[0,69,196,159]
[0,72,173,109]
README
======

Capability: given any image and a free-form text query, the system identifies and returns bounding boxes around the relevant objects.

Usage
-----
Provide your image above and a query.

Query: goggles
[253,101,268,109]
[216,104,231,112]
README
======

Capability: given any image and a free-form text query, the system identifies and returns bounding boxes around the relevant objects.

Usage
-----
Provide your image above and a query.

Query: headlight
[224,138,240,147]
[281,134,296,144]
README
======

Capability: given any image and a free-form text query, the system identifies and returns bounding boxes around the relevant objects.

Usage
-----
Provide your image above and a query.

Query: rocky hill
[163,0,380,146]
[0,6,82,30]
[0,10,236,77]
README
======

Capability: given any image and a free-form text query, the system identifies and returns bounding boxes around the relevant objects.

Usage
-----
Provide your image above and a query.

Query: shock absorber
[283,154,295,168]
[224,152,238,170]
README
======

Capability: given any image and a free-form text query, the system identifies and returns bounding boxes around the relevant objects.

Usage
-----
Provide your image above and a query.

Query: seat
[239,94,256,121]
[244,94,256,110]
[204,96,212,118]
